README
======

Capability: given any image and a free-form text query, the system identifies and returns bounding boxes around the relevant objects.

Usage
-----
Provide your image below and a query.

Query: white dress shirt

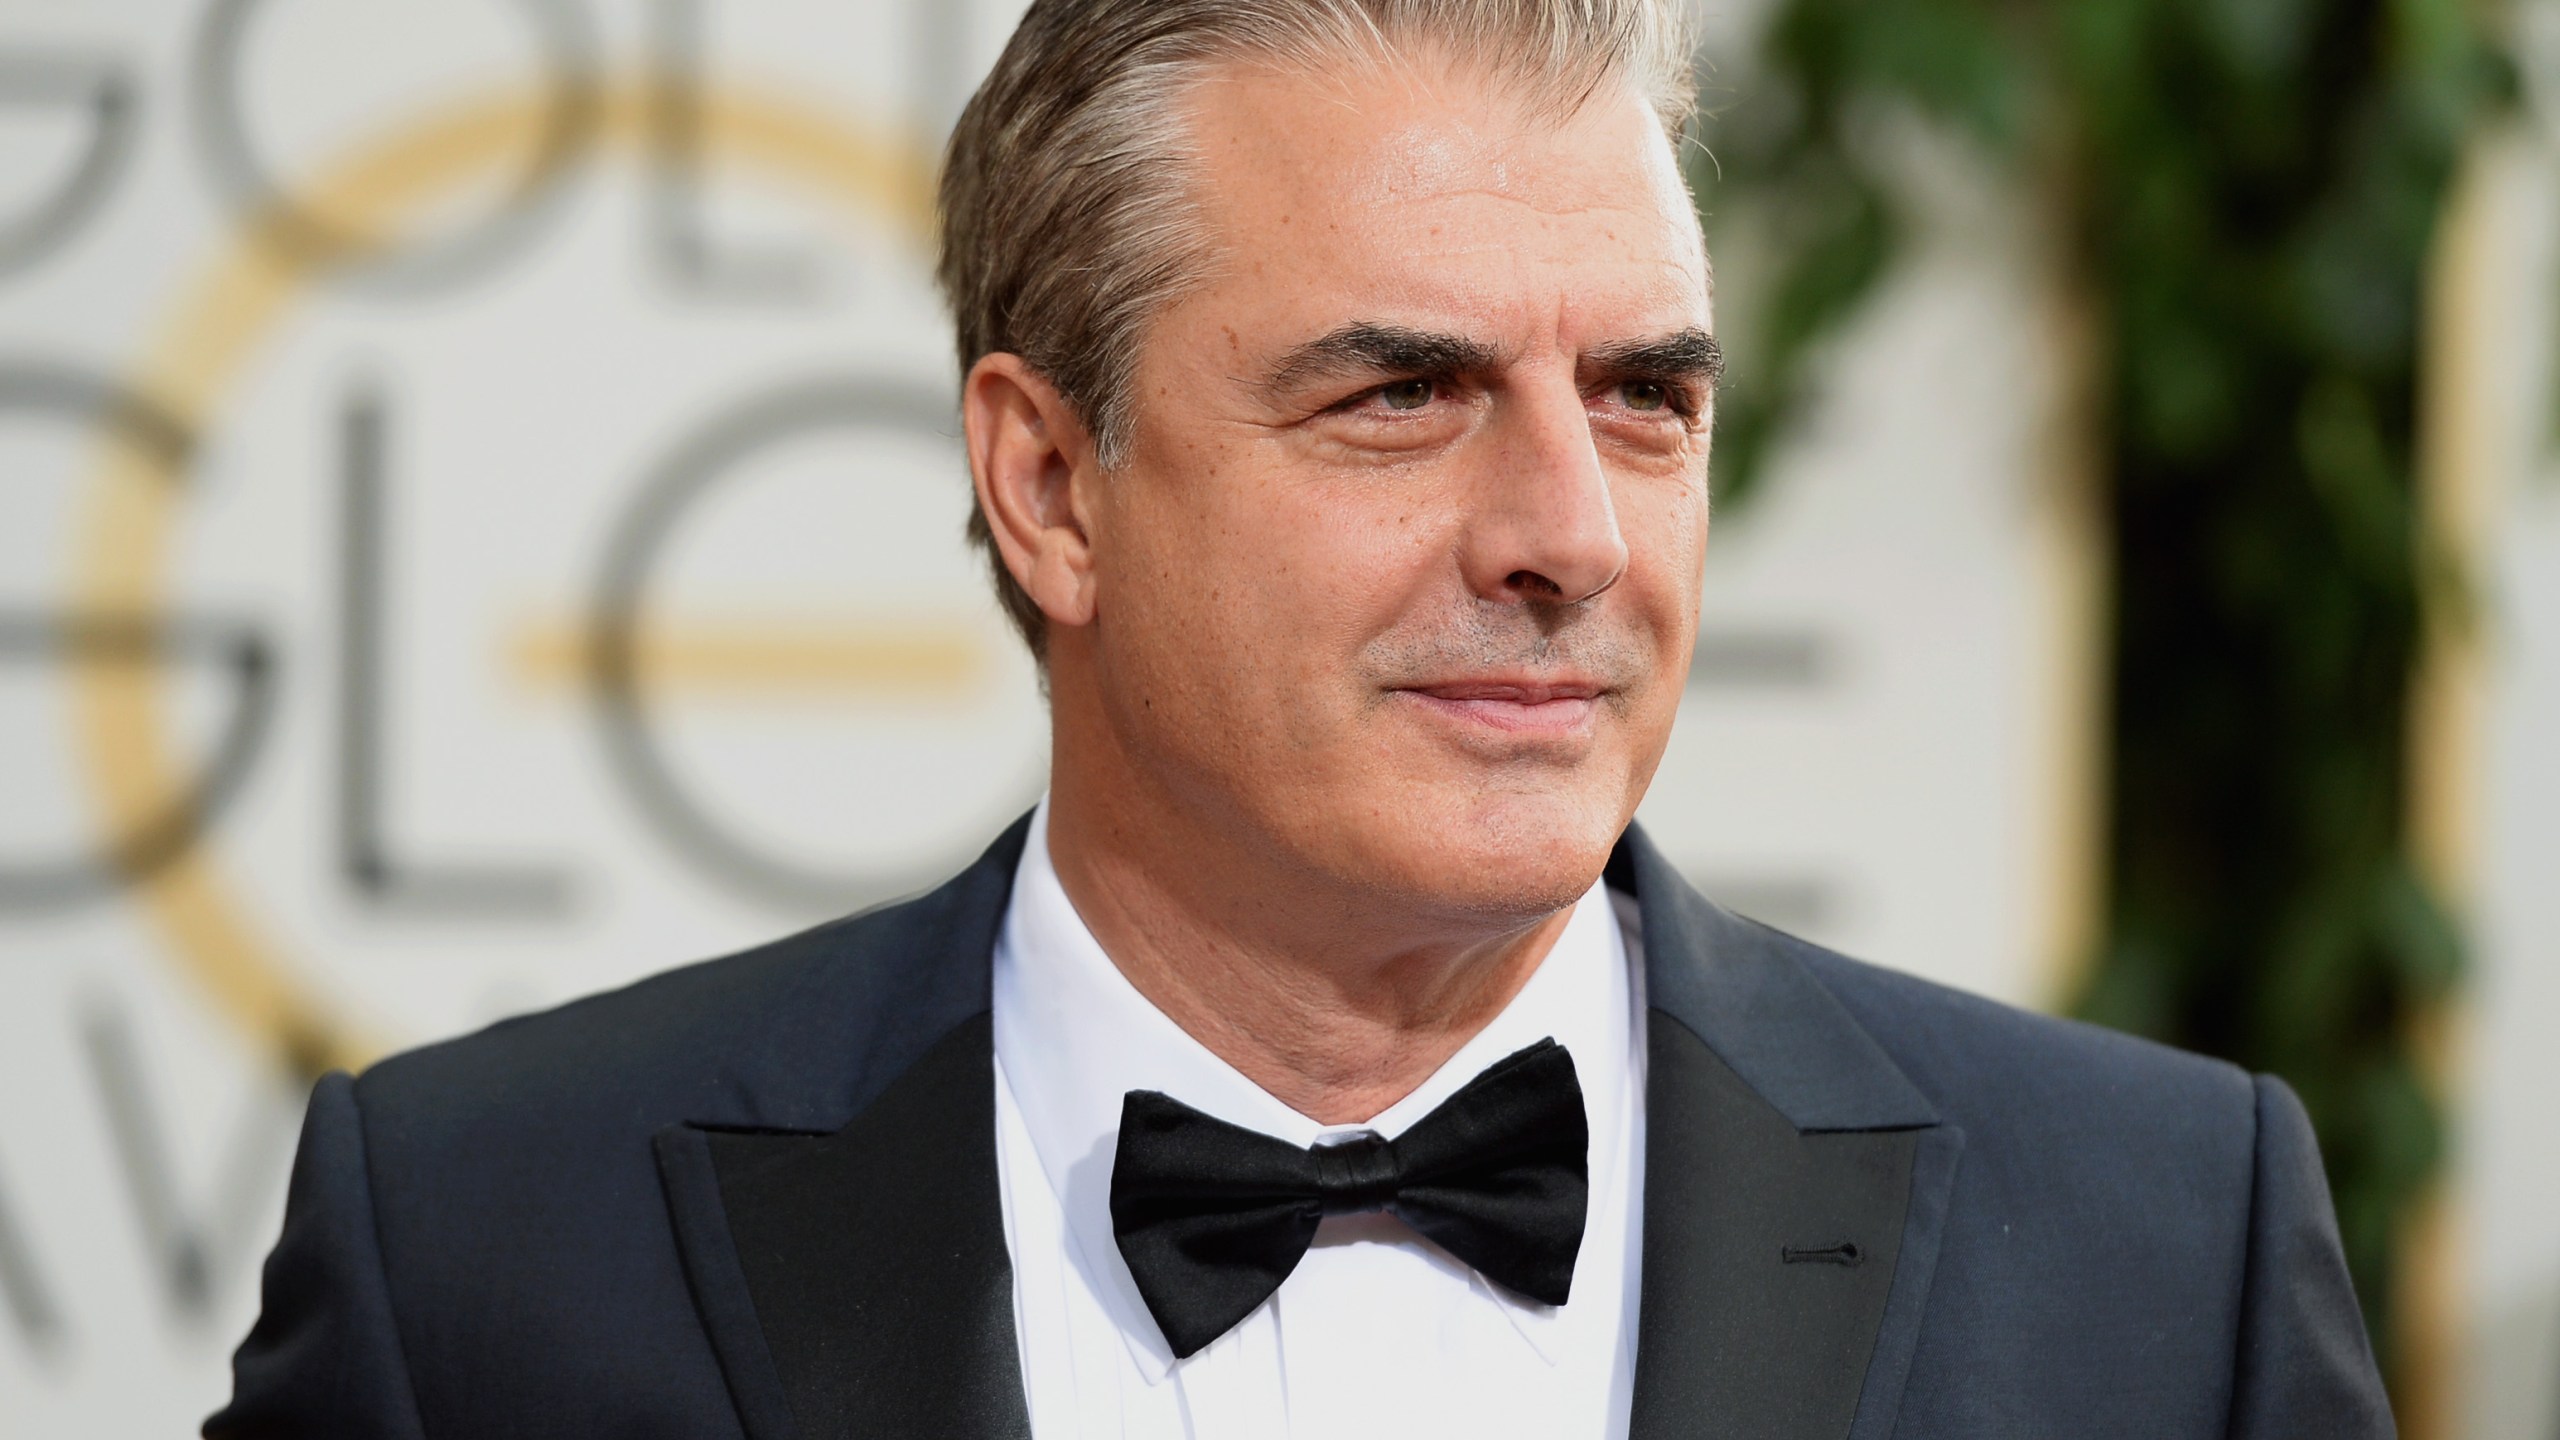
[991,801,1648,1439]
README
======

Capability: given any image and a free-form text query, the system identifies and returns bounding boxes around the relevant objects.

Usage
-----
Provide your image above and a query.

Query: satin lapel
[1628,1014,1950,1440]
[663,1014,1030,1440]
[1617,825,1957,1440]
[651,816,1036,1440]
[1847,1124,1963,1440]
[657,1125,799,1440]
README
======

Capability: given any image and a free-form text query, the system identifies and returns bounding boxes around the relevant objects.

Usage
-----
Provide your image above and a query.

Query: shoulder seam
[2219,1072,2270,1437]
[340,1072,434,1439]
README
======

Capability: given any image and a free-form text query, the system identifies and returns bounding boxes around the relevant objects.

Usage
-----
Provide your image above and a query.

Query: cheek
[1257,478,1464,681]
[1124,461,1451,675]
[1619,481,1709,661]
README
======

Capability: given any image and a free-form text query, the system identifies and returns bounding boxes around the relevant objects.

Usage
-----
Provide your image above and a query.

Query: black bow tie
[1108,1038,1590,1359]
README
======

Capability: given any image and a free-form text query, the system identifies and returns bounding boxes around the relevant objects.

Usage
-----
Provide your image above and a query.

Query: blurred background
[0,0,2550,1435]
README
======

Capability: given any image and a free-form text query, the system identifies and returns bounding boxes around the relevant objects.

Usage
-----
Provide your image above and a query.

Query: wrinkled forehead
[1172,52,1710,347]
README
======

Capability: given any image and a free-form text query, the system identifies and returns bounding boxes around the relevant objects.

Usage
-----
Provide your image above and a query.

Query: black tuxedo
[207,817,2390,1438]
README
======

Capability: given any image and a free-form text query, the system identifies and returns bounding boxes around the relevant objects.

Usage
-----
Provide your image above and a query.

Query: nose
[1456,380,1629,606]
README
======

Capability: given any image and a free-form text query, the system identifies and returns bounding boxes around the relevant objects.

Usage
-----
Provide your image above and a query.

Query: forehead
[1174,53,1709,347]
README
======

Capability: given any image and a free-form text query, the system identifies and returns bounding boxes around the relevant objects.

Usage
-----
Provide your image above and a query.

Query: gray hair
[937,0,1700,656]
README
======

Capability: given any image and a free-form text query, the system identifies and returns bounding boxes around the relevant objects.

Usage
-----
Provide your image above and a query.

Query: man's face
[1082,55,1711,923]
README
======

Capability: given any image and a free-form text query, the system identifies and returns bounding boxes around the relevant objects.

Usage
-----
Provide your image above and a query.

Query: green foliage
[1696,0,2512,1388]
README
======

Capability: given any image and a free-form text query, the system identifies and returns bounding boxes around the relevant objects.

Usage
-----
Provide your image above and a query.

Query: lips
[1394,676,1606,738]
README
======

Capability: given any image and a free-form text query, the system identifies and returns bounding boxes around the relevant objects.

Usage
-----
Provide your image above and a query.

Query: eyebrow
[1263,323,1502,394]
[1261,322,1725,396]
[1584,328,1725,388]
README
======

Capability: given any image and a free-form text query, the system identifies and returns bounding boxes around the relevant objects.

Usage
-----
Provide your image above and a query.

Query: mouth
[1391,676,1608,739]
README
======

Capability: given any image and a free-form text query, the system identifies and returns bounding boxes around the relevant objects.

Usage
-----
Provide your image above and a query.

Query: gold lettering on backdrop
[509,620,984,698]
[69,82,939,1080]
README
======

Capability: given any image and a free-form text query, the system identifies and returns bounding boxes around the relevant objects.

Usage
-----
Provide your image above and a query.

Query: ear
[963,353,1103,632]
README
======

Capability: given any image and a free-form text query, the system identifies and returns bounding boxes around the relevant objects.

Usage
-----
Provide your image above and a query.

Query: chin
[1334,780,1630,923]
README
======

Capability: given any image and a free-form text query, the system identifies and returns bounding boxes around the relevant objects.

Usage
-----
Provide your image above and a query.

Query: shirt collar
[990,798,1634,1380]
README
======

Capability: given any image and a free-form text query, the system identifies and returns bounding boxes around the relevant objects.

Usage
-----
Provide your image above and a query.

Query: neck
[1043,744,1575,1128]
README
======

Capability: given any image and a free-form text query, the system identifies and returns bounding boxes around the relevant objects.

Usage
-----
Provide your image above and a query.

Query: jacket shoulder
[351,815,1027,1138]
[262,878,1014,1435]
[355,910,864,1125]
[1763,926,2263,1190]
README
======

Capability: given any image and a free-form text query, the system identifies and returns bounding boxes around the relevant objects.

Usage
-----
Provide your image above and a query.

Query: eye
[1619,380,1670,412]
[1377,378,1436,411]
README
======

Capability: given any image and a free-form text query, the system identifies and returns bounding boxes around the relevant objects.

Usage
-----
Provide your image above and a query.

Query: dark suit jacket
[207,817,2391,1439]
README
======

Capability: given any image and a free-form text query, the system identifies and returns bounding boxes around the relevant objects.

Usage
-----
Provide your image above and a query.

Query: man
[209,1,2392,1436]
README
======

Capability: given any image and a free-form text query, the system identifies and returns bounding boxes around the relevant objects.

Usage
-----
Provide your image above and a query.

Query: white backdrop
[0,2,2543,1437]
